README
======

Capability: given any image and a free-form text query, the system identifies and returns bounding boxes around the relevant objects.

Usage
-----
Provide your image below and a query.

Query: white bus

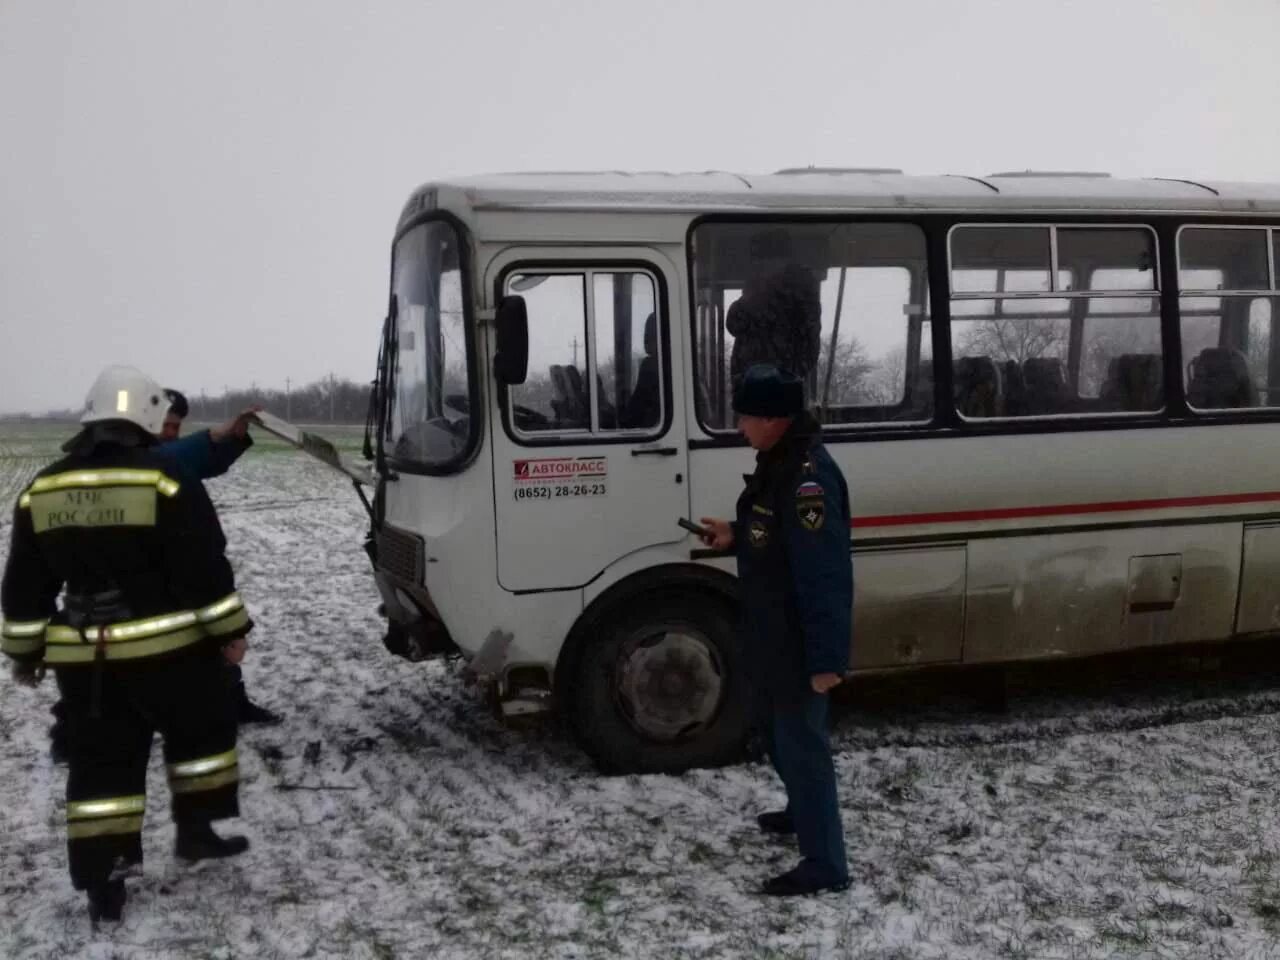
[362,169,1280,773]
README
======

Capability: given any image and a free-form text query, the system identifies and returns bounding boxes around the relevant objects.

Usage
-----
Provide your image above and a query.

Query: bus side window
[950,225,1162,419]
[506,273,591,434]
[504,268,663,438]
[689,223,933,431]
[1178,228,1279,411]
[619,313,660,428]
[593,273,661,433]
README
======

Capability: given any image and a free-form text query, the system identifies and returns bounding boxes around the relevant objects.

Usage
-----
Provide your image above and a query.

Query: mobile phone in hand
[678,517,710,538]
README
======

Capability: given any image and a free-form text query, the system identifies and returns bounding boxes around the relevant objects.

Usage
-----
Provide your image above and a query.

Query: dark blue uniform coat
[159,430,251,483]
[733,413,852,707]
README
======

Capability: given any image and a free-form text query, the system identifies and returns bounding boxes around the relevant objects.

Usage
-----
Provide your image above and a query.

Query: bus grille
[377,525,425,585]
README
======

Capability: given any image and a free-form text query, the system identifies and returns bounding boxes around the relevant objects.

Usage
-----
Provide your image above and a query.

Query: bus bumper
[372,568,458,661]
[369,523,458,661]
[466,630,554,720]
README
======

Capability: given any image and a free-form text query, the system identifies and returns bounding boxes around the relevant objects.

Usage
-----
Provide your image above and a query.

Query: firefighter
[1,365,254,923]
[46,390,279,762]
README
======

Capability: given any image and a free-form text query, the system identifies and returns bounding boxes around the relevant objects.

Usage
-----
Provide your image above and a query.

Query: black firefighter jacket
[1,426,251,668]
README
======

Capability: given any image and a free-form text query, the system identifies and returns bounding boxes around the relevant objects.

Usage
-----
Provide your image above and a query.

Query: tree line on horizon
[10,375,375,425]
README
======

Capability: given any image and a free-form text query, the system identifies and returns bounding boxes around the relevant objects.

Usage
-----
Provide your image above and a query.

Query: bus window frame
[1175,223,1280,413]
[946,221,1164,421]
[947,222,1161,298]
[494,259,673,449]
[1175,223,1276,295]
[686,213,1280,451]
[687,218,937,435]
[384,210,484,478]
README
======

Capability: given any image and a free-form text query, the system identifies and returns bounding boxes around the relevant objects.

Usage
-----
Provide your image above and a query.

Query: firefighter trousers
[54,643,240,890]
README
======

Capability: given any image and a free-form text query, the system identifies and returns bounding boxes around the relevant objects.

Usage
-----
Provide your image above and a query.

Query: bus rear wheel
[569,590,750,774]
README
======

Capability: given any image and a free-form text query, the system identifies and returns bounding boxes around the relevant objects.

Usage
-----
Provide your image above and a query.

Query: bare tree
[862,346,908,405]
[816,335,875,406]
[956,316,1068,365]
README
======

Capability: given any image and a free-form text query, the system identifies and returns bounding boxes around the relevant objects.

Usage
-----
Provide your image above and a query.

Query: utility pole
[329,373,336,423]
[286,377,292,421]
[571,337,579,367]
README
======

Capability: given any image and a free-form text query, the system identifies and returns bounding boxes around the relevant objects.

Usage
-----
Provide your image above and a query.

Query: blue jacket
[733,413,852,706]
[158,431,251,483]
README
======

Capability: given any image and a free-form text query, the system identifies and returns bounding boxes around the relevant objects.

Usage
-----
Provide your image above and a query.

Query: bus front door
[489,254,689,592]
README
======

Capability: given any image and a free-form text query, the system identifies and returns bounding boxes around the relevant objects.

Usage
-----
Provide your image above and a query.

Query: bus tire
[568,589,751,774]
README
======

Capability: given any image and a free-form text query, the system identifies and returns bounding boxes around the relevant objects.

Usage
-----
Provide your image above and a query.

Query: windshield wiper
[358,296,399,538]
[364,296,399,473]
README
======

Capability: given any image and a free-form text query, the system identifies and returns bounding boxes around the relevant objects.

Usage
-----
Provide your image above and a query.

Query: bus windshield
[387,219,473,469]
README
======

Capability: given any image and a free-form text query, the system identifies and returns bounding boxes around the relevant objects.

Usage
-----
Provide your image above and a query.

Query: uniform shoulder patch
[796,480,825,500]
[795,480,825,531]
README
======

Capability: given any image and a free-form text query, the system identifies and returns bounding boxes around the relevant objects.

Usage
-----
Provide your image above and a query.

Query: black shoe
[238,698,282,726]
[756,810,796,836]
[50,730,69,766]
[86,878,126,922]
[761,862,849,897]
[175,822,249,862]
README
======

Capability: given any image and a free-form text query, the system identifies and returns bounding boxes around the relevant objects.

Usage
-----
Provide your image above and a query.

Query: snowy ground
[6,423,1280,958]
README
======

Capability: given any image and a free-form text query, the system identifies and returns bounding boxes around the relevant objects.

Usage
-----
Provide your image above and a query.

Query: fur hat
[732,363,804,418]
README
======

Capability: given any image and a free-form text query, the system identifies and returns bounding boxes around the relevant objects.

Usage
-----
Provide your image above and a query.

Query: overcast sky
[2,0,1278,414]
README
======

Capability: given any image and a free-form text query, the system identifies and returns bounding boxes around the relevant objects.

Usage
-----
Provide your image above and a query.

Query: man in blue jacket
[158,390,280,726]
[700,364,852,896]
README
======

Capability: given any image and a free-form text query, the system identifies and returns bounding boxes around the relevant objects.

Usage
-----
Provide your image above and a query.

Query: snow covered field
[6,422,1280,958]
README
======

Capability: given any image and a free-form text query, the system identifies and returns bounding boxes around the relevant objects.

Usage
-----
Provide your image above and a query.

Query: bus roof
[401,170,1280,227]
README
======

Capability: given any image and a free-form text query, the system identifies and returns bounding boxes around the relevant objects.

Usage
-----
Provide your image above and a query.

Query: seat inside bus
[549,365,589,427]
[954,356,1003,417]
[1099,354,1163,411]
[1186,347,1257,409]
[619,313,660,429]
[1001,360,1027,416]
[549,363,620,429]
[954,355,1083,417]
[1021,357,1072,415]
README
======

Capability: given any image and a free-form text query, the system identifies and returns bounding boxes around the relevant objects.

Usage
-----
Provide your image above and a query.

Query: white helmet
[81,365,169,436]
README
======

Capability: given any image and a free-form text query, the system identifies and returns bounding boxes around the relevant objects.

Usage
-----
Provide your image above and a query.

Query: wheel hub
[616,627,724,742]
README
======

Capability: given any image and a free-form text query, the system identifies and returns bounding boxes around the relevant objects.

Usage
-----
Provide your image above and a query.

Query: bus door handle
[631,445,679,457]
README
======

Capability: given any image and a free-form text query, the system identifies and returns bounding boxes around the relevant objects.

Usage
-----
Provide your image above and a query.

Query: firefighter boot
[50,700,69,764]
[86,878,126,923]
[49,722,70,765]
[238,693,282,726]
[230,666,282,726]
[175,821,249,862]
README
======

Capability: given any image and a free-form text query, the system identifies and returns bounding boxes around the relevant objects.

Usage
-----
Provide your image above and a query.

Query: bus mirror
[494,295,529,385]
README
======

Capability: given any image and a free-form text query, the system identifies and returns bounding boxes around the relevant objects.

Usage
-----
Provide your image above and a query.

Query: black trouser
[55,644,240,890]
[225,661,248,700]
[766,691,847,882]
[52,661,255,743]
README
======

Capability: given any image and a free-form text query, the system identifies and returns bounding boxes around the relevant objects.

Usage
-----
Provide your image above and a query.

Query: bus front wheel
[568,590,751,774]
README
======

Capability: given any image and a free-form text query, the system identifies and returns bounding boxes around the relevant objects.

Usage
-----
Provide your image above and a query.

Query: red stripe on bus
[853,491,1280,528]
